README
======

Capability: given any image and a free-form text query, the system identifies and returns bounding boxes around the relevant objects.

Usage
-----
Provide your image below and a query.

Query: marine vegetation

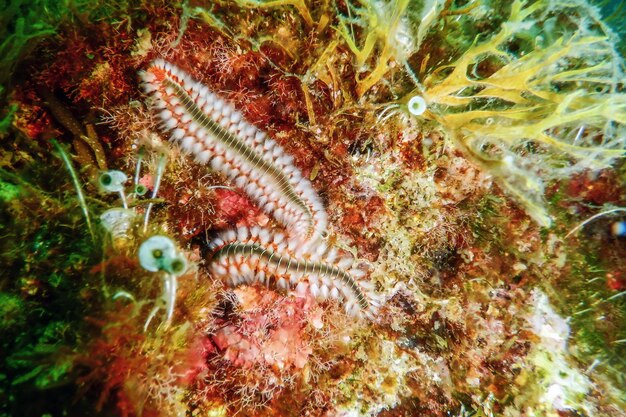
[0,0,625,416]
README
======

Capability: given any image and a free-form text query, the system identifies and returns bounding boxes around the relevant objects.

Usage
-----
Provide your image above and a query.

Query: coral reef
[0,0,625,416]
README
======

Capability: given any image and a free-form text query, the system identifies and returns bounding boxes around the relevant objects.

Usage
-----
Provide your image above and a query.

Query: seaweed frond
[422,0,626,226]
[52,139,95,240]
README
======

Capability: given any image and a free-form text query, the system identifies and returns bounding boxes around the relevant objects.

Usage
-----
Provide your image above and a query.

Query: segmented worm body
[141,60,379,318]
[208,227,378,317]
[141,60,326,238]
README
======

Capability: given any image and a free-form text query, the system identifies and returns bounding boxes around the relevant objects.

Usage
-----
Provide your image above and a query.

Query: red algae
[1,0,625,416]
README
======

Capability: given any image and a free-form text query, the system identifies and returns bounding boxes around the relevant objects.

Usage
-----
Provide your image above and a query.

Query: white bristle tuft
[320,285,329,299]
[296,281,308,296]
[196,150,211,164]
[259,229,271,245]
[237,227,249,241]
[277,278,288,290]
[309,283,320,298]
[171,128,185,140]
[213,264,227,276]
[338,257,353,270]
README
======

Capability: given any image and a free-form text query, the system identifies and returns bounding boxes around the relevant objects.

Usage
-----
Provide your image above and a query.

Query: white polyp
[99,170,128,194]
[407,95,427,116]
[138,235,177,272]
[330,287,340,299]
